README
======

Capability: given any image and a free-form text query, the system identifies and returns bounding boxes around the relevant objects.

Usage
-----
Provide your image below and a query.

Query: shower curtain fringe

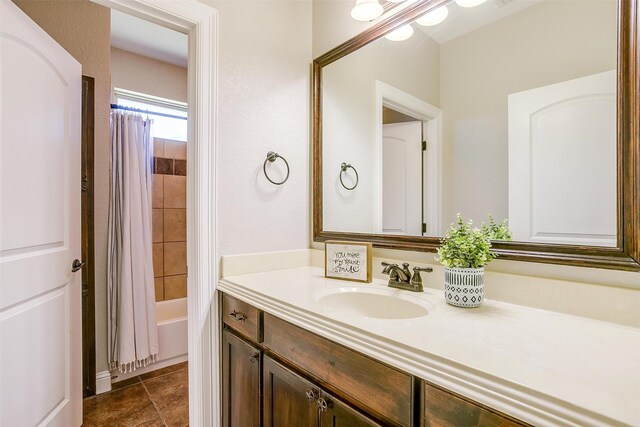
[110,353,159,374]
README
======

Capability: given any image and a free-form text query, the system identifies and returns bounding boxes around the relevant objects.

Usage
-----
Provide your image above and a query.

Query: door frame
[91,0,219,424]
[81,75,96,398]
[374,80,442,236]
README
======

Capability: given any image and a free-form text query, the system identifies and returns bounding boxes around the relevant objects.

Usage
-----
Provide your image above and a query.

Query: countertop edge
[218,278,629,427]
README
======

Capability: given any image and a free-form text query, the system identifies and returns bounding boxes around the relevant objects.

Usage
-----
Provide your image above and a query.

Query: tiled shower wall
[152,138,187,301]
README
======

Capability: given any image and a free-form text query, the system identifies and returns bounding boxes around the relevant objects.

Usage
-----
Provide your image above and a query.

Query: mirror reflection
[322,0,617,246]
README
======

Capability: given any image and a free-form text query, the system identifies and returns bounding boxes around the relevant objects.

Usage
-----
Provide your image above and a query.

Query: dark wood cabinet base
[221,292,528,427]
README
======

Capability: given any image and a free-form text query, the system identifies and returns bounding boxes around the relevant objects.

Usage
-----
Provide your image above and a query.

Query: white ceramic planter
[444,267,485,308]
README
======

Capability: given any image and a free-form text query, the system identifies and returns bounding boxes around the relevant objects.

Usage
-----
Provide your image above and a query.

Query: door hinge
[422,223,427,233]
[422,140,427,151]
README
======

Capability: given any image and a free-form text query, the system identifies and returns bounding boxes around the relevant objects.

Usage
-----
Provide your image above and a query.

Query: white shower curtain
[108,110,159,373]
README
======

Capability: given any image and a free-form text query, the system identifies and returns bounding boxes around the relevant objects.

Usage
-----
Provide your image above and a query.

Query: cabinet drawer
[221,294,261,342]
[424,383,528,427]
[263,313,412,427]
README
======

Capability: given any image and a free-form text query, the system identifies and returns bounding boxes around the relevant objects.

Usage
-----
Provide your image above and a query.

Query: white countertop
[218,266,640,427]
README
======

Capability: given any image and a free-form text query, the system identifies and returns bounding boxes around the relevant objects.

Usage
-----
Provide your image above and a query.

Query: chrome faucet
[381,262,432,292]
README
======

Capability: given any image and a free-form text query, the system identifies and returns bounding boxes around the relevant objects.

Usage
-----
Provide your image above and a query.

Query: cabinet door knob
[305,388,319,403]
[317,397,328,413]
[249,352,259,363]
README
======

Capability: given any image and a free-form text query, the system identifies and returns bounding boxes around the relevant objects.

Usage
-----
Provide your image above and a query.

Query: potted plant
[436,215,511,308]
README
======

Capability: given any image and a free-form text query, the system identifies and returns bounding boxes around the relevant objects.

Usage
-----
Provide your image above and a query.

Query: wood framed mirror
[313,0,640,271]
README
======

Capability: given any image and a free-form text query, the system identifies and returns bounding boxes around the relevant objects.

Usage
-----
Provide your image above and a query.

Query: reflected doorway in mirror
[375,81,442,237]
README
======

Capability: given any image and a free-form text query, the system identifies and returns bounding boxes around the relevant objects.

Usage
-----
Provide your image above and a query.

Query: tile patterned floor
[83,362,188,427]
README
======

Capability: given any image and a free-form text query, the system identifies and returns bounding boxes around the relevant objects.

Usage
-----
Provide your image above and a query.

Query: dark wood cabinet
[263,356,319,427]
[263,313,412,426]
[423,383,527,427]
[320,391,382,427]
[222,330,261,427]
[263,356,381,427]
[220,292,529,427]
[222,294,262,342]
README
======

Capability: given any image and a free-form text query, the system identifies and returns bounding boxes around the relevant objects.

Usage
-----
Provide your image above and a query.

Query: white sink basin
[315,287,433,320]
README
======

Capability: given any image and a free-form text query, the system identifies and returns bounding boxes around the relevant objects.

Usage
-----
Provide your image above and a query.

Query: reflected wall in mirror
[322,0,618,247]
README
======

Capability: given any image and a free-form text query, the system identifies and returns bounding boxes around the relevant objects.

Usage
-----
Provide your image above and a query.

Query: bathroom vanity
[220,291,525,427]
[217,260,640,427]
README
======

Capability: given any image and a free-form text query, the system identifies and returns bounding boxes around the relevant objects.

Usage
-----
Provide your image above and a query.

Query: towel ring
[263,151,290,185]
[339,162,359,191]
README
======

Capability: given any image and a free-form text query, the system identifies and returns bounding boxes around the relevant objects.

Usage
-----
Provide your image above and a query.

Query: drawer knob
[230,309,247,322]
[305,388,319,403]
[328,360,336,367]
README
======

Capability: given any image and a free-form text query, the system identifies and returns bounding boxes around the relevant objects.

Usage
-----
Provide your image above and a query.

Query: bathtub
[111,297,188,383]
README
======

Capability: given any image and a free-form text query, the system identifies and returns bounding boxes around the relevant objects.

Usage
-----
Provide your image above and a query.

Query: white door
[382,122,423,235]
[0,1,82,426]
[508,70,617,246]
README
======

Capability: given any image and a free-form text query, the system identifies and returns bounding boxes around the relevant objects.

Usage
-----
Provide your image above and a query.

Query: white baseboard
[95,371,112,395]
[110,354,188,383]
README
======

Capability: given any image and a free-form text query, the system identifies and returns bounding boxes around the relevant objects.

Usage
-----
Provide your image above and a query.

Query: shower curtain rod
[111,103,187,121]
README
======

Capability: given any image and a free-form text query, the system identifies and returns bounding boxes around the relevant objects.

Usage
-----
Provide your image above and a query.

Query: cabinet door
[424,383,527,427]
[263,356,319,427]
[222,330,261,427]
[320,392,383,427]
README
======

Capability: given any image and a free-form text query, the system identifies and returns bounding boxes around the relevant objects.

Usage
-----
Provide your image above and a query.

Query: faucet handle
[411,266,433,286]
[381,261,397,267]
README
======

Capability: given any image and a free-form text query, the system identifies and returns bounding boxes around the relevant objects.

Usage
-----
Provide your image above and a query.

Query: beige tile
[153,243,164,278]
[154,278,164,302]
[164,275,187,300]
[164,175,186,209]
[164,209,186,242]
[153,209,164,243]
[164,140,187,160]
[164,242,186,276]
[153,138,165,157]
[153,174,164,209]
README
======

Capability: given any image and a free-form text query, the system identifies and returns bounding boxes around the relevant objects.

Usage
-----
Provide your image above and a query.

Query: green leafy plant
[436,214,511,269]
[482,215,512,241]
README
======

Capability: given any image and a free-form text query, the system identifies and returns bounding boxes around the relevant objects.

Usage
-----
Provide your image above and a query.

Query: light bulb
[384,24,414,41]
[454,0,487,7]
[351,0,384,21]
[416,5,449,26]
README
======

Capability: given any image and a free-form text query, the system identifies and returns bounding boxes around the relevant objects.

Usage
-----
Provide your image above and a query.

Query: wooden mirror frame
[313,0,640,271]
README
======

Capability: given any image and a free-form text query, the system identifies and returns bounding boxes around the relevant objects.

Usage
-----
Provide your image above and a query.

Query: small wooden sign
[325,241,372,283]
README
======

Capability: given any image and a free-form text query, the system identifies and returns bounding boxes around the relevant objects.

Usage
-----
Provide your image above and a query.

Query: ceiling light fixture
[416,5,449,26]
[454,0,488,7]
[351,0,384,21]
[384,24,414,41]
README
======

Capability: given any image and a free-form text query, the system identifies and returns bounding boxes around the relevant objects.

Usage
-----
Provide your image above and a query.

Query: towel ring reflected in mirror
[340,162,359,190]
[263,151,290,185]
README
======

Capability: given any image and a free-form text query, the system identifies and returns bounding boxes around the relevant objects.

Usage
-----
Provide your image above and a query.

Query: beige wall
[12,0,112,373]
[201,0,312,256]
[439,0,618,227]
[312,0,372,57]
[111,47,187,103]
